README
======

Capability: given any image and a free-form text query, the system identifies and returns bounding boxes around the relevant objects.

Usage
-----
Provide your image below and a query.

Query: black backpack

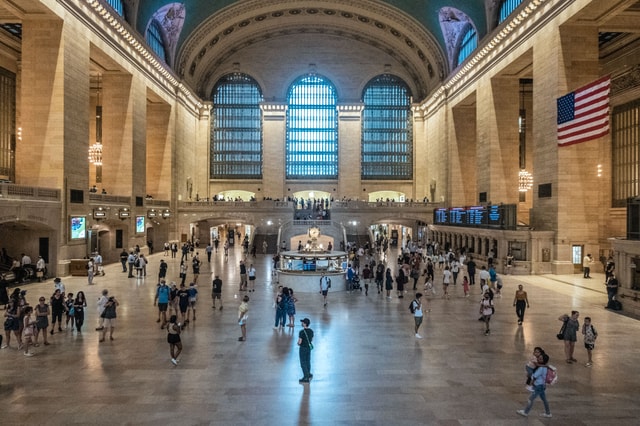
[409,299,417,314]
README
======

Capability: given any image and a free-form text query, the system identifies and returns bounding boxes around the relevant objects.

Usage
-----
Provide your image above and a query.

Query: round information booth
[277,227,348,293]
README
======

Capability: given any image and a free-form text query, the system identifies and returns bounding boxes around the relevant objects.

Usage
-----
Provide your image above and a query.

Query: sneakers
[1,344,7,349]
[585,362,593,367]
[171,358,178,366]
[540,413,553,418]
[24,352,35,357]
[516,410,528,417]
[525,385,534,392]
[298,378,310,383]
[415,333,422,339]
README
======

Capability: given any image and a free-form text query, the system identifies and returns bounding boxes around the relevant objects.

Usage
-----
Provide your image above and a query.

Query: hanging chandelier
[519,169,533,192]
[88,141,103,165]
[89,75,103,167]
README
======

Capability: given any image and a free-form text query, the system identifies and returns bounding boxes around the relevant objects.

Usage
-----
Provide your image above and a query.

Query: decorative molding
[612,65,640,95]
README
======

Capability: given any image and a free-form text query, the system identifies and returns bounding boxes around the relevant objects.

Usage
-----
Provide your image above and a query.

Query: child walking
[462,276,470,297]
[582,316,598,367]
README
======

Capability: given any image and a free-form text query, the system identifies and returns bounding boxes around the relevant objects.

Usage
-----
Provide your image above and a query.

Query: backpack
[327,277,331,288]
[409,299,417,314]
[134,258,140,268]
[545,365,558,385]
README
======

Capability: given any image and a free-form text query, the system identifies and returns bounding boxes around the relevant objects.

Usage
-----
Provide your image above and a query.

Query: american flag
[557,76,611,147]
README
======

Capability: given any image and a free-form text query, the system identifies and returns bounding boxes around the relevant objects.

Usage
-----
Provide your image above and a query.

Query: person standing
[262,240,268,255]
[99,296,119,342]
[442,266,452,299]
[606,274,619,305]
[559,311,580,363]
[239,260,247,291]
[450,259,460,286]
[582,316,598,367]
[95,289,109,331]
[466,256,476,286]
[167,315,182,366]
[158,259,168,280]
[247,263,256,292]
[191,254,201,285]
[517,353,552,418]
[479,292,494,336]
[119,249,128,273]
[319,273,330,307]
[36,256,46,282]
[94,252,104,276]
[53,277,66,299]
[205,243,213,263]
[211,276,223,310]
[513,284,530,325]
[237,295,249,341]
[274,286,286,329]
[479,265,490,287]
[385,268,394,299]
[127,252,136,278]
[411,293,424,338]
[154,280,171,328]
[605,257,615,283]
[49,289,65,334]
[583,254,593,278]
[297,318,314,383]
[87,257,95,285]
[21,306,36,357]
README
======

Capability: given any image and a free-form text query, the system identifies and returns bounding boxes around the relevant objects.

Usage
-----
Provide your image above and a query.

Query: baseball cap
[300,318,310,326]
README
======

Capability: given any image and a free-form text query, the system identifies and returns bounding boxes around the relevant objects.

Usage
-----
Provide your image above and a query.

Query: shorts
[585,342,595,351]
[167,333,181,344]
[321,290,328,296]
[158,303,168,312]
[179,305,188,314]
[36,316,49,330]
[249,276,256,281]
[414,316,423,328]
[189,300,197,308]
[212,293,221,299]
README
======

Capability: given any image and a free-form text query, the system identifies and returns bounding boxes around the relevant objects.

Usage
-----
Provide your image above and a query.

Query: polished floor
[1,246,639,425]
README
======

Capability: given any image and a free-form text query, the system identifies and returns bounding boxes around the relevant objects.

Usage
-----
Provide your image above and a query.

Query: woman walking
[479,292,494,335]
[34,297,50,346]
[238,295,249,341]
[559,311,580,363]
[50,289,65,334]
[99,296,119,342]
[167,315,182,365]
[74,291,87,332]
[385,268,394,299]
[513,285,530,325]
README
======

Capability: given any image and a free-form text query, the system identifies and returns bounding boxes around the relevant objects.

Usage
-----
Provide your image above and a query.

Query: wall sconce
[118,208,130,220]
[147,209,157,218]
[93,207,106,221]
[162,209,171,219]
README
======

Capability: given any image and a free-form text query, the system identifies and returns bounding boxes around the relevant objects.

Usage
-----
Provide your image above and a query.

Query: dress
[563,317,580,342]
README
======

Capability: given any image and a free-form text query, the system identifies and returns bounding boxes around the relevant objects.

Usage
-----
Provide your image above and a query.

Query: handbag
[556,319,567,340]
[4,317,14,329]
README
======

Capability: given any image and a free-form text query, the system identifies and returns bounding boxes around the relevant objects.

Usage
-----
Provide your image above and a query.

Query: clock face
[309,227,320,239]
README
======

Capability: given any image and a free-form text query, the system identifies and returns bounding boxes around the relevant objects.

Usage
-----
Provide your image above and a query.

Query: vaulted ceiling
[130,0,491,99]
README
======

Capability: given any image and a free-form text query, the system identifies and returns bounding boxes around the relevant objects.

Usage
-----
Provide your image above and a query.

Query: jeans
[120,259,127,272]
[274,308,286,327]
[516,300,527,322]
[299,346,311,379]
[607,289,617,303]
[524,384,550,414]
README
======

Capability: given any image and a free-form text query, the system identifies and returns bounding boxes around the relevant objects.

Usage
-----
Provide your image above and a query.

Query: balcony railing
[0,183,61,202]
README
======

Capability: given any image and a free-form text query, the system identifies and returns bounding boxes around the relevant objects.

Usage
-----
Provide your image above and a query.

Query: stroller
[350,274,362,292]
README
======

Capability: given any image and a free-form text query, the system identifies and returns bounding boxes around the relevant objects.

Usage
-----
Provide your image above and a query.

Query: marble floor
[1,246,639,426]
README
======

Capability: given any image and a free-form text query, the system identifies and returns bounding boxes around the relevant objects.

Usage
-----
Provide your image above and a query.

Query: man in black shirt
[298,318,314,383]
[211,275,223,310]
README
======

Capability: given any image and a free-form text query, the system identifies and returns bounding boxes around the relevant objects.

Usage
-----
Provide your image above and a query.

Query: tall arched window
[286,75,338,179]
[457,25,477,66]
[361,75,413,180]
[105,0,125,17]
[146,20,167,63]
[211,73,263,179]
[498,0,523,23]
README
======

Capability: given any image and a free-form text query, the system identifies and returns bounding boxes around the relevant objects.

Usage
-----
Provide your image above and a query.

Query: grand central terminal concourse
[1,0,640,424]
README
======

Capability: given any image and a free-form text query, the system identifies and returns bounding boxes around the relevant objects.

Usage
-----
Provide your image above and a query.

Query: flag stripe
[557,76,610,147]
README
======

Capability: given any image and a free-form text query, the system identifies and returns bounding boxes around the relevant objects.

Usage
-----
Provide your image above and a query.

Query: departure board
[432,204,516,230]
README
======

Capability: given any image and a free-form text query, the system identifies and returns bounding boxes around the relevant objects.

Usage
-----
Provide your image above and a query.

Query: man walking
[298,318,314,383]
[211,275,223,310]
[319,273,330,307]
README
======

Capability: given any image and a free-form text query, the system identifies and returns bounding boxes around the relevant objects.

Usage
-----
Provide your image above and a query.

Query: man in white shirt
[479,265,491,286]
[96,289,109,330]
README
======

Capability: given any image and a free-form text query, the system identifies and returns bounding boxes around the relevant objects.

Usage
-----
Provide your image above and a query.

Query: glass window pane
[286,75,338,179]
[210,74,263,179]
[105,0,125,17]
[457,26,477,66]
[499,0,523,24]
[361,75,413,180]
[612,100,640,207]
[146,20,166,63]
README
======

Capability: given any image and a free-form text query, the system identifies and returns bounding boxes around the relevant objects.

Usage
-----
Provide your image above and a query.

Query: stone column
[262,103,286,199]
[338,104,363,200]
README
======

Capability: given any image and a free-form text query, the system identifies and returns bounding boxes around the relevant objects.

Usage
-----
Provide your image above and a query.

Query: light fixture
[119,208,130,220]
[93,207,107,220]
[519,169,533,192]
[89,74,104,179]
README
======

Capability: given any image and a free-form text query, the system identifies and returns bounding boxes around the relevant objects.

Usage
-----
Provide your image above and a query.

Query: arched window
[146,20,167,63]
[105,0,125,17]
[361,75,413,180]
[457,25,477,66]
[498,0,523,23]
[211,74,263,179]
[286,75,338,179]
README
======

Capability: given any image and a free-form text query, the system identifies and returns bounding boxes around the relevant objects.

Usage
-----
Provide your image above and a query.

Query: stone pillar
[338,104,363,200]
[146,100,173,199]
[262,103,286,199]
